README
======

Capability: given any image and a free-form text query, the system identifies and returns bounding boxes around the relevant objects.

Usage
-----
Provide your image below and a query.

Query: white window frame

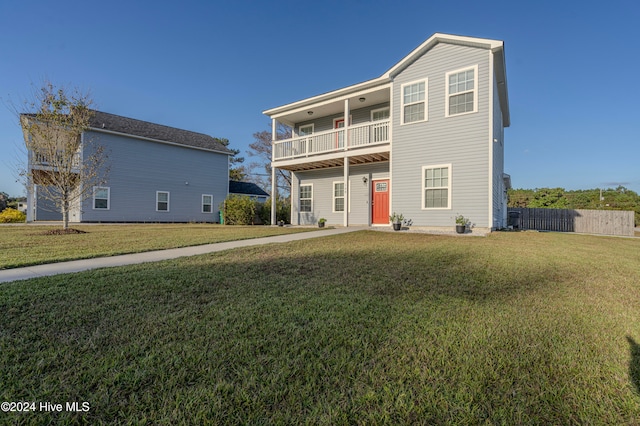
[299,184,313,213]
[370,107,390,121]
[421,164,452,210]
[156,191,170,212]
[445,65,478,117]
[299,124,314,136]
[333,181,345,213]
[400,79,428,125]
[202,194,213,213]
[92,186,110,210]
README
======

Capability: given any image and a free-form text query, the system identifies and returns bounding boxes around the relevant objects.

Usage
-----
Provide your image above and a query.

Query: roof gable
[89,111,233,154]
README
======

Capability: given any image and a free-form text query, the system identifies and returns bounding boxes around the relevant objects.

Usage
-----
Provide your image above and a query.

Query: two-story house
[25,110,232,223]
[264,33,510,232]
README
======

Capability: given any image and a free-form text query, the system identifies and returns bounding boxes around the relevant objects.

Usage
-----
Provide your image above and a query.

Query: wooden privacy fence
[507,208,635,236]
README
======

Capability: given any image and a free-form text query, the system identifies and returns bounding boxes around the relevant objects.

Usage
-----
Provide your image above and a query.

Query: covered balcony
[267,84,392,172]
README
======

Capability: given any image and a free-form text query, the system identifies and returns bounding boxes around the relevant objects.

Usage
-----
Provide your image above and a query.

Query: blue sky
[1,0,638,197]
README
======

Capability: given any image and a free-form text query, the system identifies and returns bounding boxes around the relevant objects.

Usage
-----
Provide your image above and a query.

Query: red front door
[372,179,389,224]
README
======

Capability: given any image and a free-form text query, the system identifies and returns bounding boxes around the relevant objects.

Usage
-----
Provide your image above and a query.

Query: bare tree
[247,124,291,197]
[18,82,108,230]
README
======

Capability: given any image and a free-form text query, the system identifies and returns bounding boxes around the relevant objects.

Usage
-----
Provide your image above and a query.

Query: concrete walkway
[0,227,362,284]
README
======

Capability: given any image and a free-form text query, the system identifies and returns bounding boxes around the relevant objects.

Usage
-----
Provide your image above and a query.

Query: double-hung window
[401,80,427,124]
[333,182,345,212]
[93,186,110,210]
[156,191,170,212]
[446,65,478,116]
[299,184,312,213]
[422,165,451,209]
[299,124,313,136]
[202,194,213,213]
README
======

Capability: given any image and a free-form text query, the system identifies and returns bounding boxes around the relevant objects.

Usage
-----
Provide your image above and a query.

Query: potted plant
[318,218,326,228]
[278,220,284,227]
[389,212,404,231]
[455,215,468,234]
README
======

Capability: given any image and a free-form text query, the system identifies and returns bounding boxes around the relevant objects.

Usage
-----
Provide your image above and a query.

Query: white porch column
[343,99,350,227]
[343,158,349,227]
[270,118,277,226]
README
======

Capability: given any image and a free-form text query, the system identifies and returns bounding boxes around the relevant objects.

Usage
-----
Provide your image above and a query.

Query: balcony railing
[273,120,390,161]
[31,151,81,170]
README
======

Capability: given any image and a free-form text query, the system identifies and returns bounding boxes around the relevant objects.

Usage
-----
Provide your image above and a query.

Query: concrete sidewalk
[0,227,362,283]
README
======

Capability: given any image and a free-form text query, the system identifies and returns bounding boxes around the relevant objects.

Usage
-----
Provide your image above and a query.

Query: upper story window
[156,191,170,212]
[93,186,110,210]
[422,165,451,209]
[300,184,312,213]
[401,80,427,124]
[371,107,390,121]
[446,65,478,117]
[299,124,314,136]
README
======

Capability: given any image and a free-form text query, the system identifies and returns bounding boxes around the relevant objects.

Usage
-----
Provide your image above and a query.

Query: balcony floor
[276,150,389,172]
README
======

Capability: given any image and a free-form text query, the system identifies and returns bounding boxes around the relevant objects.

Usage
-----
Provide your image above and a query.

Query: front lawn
[0,224,312,269]
[1,231,639,424]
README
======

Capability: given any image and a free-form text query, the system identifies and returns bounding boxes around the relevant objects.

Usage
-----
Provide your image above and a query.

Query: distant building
[229,180,269,203]
[24,110,232,222]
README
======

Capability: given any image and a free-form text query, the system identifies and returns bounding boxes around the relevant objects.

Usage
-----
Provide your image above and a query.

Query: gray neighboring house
[229,180,269,203]
[26,110,232,223]
[264,33,511,231]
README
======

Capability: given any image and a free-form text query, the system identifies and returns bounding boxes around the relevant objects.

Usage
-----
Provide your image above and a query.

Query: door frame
[371,178,390,225]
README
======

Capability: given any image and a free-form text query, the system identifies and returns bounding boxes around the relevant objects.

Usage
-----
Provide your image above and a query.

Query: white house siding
[291,162,389,226]
[390,43,492,228]
[80,131,229,222]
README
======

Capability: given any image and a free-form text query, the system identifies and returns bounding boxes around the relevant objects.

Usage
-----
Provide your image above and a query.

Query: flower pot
[393,223,402,231]
[278,220,284,227]
[456,224,466,234]
[318,222,325,228]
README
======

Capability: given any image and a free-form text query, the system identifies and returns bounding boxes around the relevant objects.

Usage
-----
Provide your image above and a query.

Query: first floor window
[333,182,345,212]
[93,186,110,210]
[156,191,170,212]
[202,194,213,213]
[300,184,312,212]
[423,165,451,209]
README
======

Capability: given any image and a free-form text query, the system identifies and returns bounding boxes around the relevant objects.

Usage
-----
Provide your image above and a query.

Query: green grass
[0,224,314,269]
[1,231,639,424]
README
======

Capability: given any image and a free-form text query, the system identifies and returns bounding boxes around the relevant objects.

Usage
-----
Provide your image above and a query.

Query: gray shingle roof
[89,110,233,153]
[229,180,270,197]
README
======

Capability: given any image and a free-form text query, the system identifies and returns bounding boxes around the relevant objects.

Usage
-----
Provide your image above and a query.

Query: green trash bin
[219,211,224,224]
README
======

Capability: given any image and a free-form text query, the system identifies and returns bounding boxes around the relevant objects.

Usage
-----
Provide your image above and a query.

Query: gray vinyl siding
[34,187,63,221]
[80,131,229,222]
[390,43,492,227]
[492,70,506,229]
[291,162,389,225]
[296,103,389,134]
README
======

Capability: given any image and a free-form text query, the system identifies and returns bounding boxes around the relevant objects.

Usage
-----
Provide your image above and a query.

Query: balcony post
[271,118,277,226]
[344,99,350,150]
[343,158,349,227]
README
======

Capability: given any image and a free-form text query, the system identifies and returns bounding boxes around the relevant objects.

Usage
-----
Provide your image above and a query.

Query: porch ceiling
[273,86,390,127]
[277,151,390,172]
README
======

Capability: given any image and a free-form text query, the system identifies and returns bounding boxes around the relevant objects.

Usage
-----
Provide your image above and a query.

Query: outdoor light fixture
[362,176,368,184]
[359,97,366,102]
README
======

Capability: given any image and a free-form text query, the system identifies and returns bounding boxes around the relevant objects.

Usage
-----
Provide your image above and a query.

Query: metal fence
[508,208,635,236]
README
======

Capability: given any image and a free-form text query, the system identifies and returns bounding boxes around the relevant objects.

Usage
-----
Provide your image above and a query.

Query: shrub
[258,197,291,225]
[221,195,256,225]
[0,208,26,223]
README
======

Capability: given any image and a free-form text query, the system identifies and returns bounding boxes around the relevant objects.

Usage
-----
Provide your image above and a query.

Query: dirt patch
[39,228,88,235]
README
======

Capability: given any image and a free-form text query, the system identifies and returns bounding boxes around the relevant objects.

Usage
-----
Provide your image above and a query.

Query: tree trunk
[62,199,69,229]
